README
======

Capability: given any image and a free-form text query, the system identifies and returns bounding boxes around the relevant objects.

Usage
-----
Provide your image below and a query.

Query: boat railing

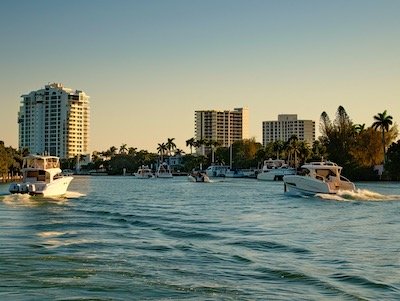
[340,175,352,182]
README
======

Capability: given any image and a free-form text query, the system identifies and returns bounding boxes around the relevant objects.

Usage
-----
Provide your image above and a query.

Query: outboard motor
[28,184,36,194]
[20,184,29,193]
[9,183,21,194]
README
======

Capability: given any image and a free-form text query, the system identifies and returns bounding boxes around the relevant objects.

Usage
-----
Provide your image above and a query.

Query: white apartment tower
[195,107,249,153]
[262,114,315,146]
[18,83,90,159]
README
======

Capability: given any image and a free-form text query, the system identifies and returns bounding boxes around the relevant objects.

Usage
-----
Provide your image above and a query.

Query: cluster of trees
[1,106,399,180]
[181,106,399,180]
[318,106,398,180]
[0,141,28,182]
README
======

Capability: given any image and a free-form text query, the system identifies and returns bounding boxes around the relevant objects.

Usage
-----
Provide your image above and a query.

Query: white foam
[64,191,86,199]
[317,189,400,202]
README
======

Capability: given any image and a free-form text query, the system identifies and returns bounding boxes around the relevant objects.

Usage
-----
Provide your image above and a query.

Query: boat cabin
[22,156,62,183]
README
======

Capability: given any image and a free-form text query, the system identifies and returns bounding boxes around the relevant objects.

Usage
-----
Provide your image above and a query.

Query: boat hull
[283,175,355,196]
[257,169,296,181]
[156,173,173,178]
[9,176,73,197]
[188,175,210,183]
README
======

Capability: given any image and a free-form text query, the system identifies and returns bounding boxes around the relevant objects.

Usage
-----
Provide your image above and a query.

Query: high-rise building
[18,83,90,158]
[262,114,315,146]
[194,107,249,153]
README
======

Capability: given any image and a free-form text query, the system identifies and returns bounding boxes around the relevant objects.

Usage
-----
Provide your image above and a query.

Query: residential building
[18,83,90,159]
[262,114,315,146]
[194,107,249,154]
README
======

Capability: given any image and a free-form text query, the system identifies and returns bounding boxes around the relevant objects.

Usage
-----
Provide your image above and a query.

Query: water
[0,177,399,300]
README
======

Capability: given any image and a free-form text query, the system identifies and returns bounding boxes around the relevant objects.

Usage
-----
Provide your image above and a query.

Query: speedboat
[257,159,296,181]
[188,172,210,183]
[283,161,355,195]
[9,155,73,197]
[134,165,154,179]
[156,162,173,178]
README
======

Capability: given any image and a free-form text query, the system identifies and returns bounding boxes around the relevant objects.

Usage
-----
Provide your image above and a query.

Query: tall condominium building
[262,114,315,146]
[18,83,90,159]
[194,107,249,153]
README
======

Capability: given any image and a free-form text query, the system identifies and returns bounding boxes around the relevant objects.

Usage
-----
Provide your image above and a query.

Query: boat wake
[0,191,85,206]
[316,189,400,202]
[64,191,86,199]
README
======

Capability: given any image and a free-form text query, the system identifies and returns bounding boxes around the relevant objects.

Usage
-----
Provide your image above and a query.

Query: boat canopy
[23,155,60,169]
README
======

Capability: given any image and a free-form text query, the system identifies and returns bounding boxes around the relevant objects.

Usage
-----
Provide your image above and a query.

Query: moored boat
[283,161,355,196]
[9,155,73,197]
[156,162,173,178]
[257,159,296,181]
[205,165,229,177]
[134,165,155,179]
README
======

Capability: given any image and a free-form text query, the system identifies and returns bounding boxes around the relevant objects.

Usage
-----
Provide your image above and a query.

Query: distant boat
[225,168,245,178]
[283,161,356,196]
[134,166,154,179]
[205,165,229,177]
[257,159,296,181]
[156,162,173,178]
[9,155,73,197]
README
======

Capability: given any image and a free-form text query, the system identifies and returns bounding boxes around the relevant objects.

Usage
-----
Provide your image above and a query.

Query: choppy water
[1,176,399,300]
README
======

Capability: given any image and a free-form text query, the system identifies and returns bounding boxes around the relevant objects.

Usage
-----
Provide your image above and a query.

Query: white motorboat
[257,159,296,181]
[225,168,245,178]
[134,165,154,179]
[205,165,229,177]
[283,161,356,195]
[156,162,173,178]
[188,172,211,183]
[9,155,73,197]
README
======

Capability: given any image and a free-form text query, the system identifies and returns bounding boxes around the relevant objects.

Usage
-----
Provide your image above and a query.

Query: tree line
[1,107,399,180]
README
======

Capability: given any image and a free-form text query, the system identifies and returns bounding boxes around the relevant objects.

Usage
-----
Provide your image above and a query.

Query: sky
[0,0,399,153]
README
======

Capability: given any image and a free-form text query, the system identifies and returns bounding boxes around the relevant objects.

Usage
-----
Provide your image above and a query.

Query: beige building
[18,83,90,159]
[262,114,315,146]
[194,107,249,154]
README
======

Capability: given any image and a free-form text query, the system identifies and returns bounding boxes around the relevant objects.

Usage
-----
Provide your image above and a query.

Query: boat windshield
[23,157,60,169]
[24,158,45,169]
[45,158,59,169]
[315,169,337,178]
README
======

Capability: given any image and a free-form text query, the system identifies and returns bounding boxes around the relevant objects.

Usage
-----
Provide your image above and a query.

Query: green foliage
[0,141,24,181]
[181,154,208,172]
[231,138,263,169]
[385,140,400,180]
[319,106,398,180]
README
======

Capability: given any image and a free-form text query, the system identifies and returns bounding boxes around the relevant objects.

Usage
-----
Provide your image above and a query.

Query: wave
[316,188,400,202]
[0,190,85,206]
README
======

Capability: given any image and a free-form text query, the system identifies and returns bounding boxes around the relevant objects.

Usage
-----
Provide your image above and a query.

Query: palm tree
[119,143,127,154]
[372,110,393,164]
[272,140,284,159]
[196,139,206,156]
[157,143,168,162]
[174,148,185,156]
[128,147,137,155]
[209,140,221,163]
[354,123,366,134]
[186,138,195,154]
[166,138,176,156]
[106,146,117,158]
[286,135,300,168]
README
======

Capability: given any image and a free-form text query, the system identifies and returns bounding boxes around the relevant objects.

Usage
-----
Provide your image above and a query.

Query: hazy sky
[1,0,399,152]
